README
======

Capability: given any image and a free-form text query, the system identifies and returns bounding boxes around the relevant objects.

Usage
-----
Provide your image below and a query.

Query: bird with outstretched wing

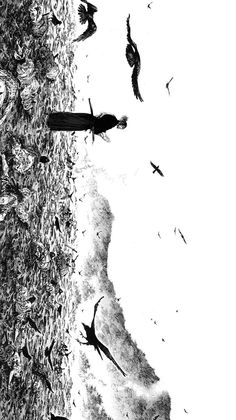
[73,0,97,42]
[78,296,126,376]
[126,14,143,102]
[150,161,164,176]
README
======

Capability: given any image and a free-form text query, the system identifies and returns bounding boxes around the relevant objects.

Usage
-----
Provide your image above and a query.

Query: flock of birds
[72,0,173,102]
[0,1,188,418]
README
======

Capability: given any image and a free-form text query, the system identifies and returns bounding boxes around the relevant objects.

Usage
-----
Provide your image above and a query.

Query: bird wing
[86,1,98,14]
[73,19,96,42]
[55,217,61,231]
[48,339,55,354]
[97,339,126,376]
[51,13,62,25]
[95,344,103,360]
[27,317,41,333]
[22,344,31,360]
[91,296,104,329]
[157,167,164,176]
[126,14,137,49]
[126,44,135,67]
[45,377,53,392]
[178,229,187,244]
[47,354,54,370]
[78,4,88,24]
[131,63,143,101]
[150,161,157,170]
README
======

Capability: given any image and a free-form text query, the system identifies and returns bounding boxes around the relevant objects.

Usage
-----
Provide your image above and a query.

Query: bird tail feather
[78,4,88,24]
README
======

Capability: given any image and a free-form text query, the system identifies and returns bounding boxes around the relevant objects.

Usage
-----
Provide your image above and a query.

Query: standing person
[47,99,128,142]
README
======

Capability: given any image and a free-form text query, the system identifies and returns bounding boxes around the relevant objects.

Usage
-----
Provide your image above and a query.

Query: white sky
[71,0,236,419]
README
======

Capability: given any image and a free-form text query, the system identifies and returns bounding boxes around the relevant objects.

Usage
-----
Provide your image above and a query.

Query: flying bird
[73,0,97,42]
[126,14,143,102]
[50,12,62,26]
[166,77,174,95]
[32,364,53,392]
[57,304,62,317]
[147,2,153,8]
[184,409,188,414]
[45,339,55,370]
[23,316,41,334]
[55,216,61,232]
[78,296,126,376]
[150,161,164,176]
[178,229,187,244]
[21,340,32,361]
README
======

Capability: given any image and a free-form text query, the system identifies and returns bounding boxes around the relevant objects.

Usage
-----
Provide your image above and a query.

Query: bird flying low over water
[78,296,126,376]
[150,161,164,176]
[126,14,143,102]
[73,0,97,42]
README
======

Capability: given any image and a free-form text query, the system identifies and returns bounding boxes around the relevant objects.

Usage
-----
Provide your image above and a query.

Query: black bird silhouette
[126,14,143,102]
[184,409,188,414]
[51,414,69,420]
[150,161,164,176]
[57,304,62,317]
[78,296,126,376]
[45,339,55,370]
[21,340,32,361]
[55,216,61,232]
[23,316,41,334]
[32,364,53,392]
[61,192,74,201]
[73,0,97,42]
[178,229,187,244]
[51,12,62,26]
[166,77,174,95]
[147,2,153,8]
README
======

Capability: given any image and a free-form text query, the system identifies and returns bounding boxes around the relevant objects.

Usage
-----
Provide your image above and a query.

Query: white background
[72,0,236,419]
